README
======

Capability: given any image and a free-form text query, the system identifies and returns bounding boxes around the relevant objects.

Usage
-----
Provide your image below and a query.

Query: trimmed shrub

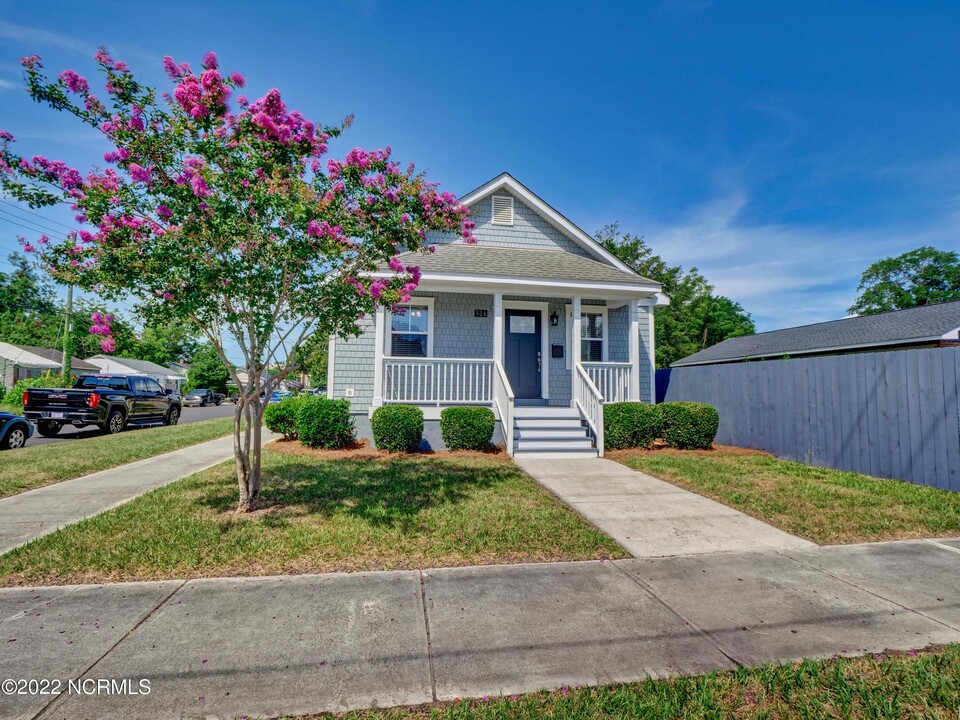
[603,402,662,450]
[4,373,73,408]
[659,401,720,450]
[263,395,306,440]
[439,406,496,451]
[296,397,355,449]
[371,404,423,453]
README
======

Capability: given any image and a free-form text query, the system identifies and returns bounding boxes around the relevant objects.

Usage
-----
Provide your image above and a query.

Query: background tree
[139,320,200,365]
[596,223,755,366]
[294,331,328,387]
[2,50,472,510]
[0,252,60,346]
[185,343,230,393]
[850,246,960,315]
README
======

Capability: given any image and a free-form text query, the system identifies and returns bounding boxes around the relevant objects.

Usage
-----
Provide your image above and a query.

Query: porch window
[581,312,604,361]
[565,304,608,368]
[390,303,432,357]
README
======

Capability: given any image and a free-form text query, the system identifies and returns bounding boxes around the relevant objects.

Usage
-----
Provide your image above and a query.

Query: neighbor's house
[672,300,960,368]
[0,342,99,389]
[327,173,668,457]
[85,355,187,392]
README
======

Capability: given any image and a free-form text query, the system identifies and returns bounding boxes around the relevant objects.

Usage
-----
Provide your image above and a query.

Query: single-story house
[85,355,188,392]
[327,173,668,457]
[0,342,99,389]
[672,300,960,368]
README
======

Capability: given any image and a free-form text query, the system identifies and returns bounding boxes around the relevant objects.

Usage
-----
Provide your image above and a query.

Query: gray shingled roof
[673,300,960,367]
[89,355,183,376]
[8,345,98,371]
[383,244,659,287]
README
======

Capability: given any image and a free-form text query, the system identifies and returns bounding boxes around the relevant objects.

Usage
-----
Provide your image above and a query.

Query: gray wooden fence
[656,346,960,492]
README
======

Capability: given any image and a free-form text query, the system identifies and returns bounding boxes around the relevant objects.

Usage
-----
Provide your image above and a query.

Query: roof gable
[457,173,637,274]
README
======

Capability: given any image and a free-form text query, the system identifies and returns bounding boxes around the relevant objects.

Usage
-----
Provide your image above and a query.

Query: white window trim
[385,296,436,358]
[501,299,550,400]
[565,304,608,369]
[491,195,514,225]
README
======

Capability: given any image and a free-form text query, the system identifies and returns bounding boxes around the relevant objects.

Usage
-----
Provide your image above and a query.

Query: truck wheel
[165,406,180,426]
[101,410,126,435]
[36,421,62,437]
[1,425,27,450]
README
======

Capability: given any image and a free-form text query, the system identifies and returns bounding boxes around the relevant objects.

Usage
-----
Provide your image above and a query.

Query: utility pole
[61,285,73,377]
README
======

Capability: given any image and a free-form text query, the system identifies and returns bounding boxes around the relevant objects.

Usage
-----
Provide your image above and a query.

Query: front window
[391,304,431,357]
[581,312,604,361]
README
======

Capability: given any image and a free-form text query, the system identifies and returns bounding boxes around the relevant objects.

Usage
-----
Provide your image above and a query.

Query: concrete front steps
[512,406,598,459]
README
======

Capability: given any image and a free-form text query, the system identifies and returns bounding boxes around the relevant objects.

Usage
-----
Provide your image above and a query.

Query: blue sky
[1,0,959,334]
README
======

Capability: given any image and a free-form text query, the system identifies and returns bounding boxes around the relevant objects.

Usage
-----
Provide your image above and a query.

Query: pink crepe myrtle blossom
[58,69,89,94]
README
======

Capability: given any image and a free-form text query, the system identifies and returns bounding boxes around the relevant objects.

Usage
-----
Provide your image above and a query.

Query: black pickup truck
[23,375,182,437]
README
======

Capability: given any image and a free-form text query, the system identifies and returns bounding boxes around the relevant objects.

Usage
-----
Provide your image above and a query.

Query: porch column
[493,292,504,364]
[372,305,386,407]
[571,296,581,403]
[628,299,642,401]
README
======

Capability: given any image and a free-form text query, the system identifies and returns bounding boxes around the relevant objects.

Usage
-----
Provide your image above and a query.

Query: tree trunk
[233,392,260,512]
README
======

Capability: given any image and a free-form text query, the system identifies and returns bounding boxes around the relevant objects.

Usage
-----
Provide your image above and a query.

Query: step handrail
[492,360,516,456]
[573,362,605,456]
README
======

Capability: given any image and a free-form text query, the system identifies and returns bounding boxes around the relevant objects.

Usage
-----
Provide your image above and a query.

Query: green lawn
[318,646,960,719]
[612,446,960,544]
[0,417,235,499]
[0,446,625,586]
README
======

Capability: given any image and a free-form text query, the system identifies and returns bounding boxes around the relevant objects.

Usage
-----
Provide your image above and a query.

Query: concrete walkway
[516,457,814,557]
[0,434,276,555]
[2,539,959,719]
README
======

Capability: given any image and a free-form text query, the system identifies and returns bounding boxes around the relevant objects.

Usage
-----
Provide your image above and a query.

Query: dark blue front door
[505,309,541,398]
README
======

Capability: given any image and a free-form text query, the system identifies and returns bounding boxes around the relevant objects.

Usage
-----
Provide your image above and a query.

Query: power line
[0,214,72,243]
[0,199,77,231]
[0,208,72,238]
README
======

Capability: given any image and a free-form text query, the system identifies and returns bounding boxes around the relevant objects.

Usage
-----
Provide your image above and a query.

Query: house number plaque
[474,309,488,317]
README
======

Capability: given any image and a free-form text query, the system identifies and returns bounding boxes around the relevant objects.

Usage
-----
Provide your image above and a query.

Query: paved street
[25,403,236,447]
[1,539,958,719]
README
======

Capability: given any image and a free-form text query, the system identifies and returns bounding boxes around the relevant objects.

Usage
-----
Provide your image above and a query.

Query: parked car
[0,410,34,450]
[182,389,224,407]
[23,374,181,436]
[267,390,290,404]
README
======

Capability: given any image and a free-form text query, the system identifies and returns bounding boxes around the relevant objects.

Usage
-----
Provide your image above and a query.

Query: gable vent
[491,195,514,225]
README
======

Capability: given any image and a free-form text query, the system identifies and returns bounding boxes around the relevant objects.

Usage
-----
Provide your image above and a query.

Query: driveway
[515,457,814,556]
[26,402,236,447]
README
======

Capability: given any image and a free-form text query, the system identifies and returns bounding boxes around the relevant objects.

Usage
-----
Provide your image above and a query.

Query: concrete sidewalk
[0,434,276,555]
[1,539,958,719]
[516,457,814,557]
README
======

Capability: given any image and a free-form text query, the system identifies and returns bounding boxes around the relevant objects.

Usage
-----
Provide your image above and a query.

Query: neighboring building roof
[0,342,98,371]
[86,355,182,377]
[381,244,660,288]
[672,300,960,367]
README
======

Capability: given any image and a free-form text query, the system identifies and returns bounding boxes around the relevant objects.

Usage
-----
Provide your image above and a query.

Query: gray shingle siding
[428,188,593,258]
[639,304,653,401]
[332,315,375,414]
[432,292,493,358]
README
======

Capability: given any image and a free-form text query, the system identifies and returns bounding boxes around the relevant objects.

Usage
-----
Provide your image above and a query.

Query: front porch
[369,291,656,457]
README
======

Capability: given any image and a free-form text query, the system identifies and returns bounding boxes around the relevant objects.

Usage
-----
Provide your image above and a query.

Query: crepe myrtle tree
[0,50,475,511]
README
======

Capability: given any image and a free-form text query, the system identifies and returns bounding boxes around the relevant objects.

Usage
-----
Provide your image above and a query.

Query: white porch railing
[582,362,633,404]
[383,358,493,405]
[492,361,516,456]
[573,363,605,457]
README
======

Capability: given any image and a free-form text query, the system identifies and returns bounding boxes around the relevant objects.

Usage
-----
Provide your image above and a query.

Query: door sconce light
[549,311,559,327]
